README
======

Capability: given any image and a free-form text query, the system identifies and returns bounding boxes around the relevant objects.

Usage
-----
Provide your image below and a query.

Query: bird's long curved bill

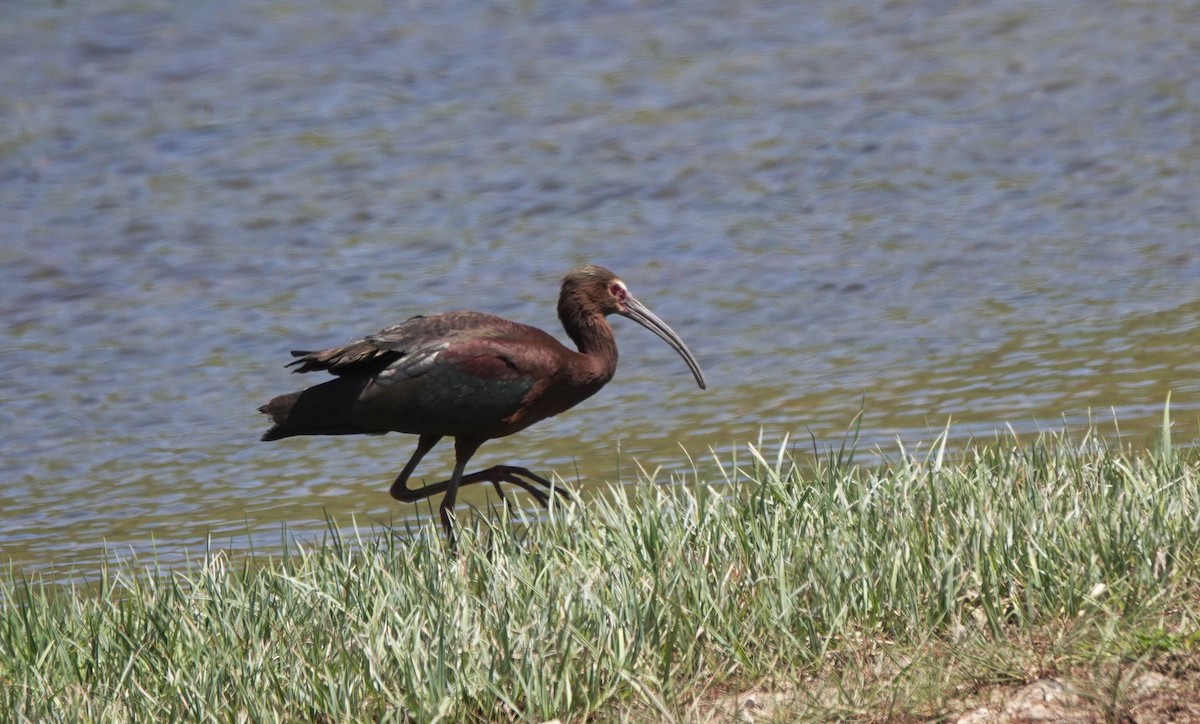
[622,296,708,390]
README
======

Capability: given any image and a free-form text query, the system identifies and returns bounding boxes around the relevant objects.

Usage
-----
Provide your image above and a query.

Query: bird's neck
[560,307,618,381]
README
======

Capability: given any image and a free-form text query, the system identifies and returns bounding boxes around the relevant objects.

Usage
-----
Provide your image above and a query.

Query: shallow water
[2,0,1199,577]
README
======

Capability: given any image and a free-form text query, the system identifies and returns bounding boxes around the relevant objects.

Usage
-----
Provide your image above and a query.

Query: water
[2,0,1198,577]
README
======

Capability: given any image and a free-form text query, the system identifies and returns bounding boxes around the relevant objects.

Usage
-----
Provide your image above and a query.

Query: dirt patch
[691,670,1200,722]
[954,672,1200,724]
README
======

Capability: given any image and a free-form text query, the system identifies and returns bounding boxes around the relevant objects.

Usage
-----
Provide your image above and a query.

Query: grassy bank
[3,417,1199,721]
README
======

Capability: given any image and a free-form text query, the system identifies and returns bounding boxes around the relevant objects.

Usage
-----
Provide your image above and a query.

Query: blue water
[2,0,1198,577]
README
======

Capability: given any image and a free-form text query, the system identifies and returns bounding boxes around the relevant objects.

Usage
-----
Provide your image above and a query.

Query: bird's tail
[258,377,374,441]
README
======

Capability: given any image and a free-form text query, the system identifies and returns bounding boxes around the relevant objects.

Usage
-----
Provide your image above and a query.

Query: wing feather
[285,312,508,376]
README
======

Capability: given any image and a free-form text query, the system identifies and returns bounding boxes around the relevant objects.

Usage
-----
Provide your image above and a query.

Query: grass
[2,411,1199,721]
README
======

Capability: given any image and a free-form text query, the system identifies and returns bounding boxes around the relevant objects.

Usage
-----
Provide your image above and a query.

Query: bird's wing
[285,312,504,376]
[354,325,564,436]
[285,339,398,375]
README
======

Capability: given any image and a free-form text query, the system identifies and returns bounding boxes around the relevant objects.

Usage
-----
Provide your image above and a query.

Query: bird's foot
[459,465,574,509]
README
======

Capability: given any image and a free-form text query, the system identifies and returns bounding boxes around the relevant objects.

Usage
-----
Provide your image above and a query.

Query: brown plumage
[260,265,706,542]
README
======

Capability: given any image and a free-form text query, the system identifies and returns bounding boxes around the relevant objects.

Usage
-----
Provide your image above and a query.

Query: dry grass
[3,410,1198,721]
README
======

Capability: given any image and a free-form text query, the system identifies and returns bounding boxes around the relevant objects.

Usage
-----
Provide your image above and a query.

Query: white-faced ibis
[260,265,706,541]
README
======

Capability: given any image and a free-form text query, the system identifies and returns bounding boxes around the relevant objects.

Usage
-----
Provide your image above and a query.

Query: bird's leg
[389,438,572,509]
[389,434,442,501]
[387,437,572,542]
[454,465,574,506]
[388,446,516,512]
[438,437,484,544]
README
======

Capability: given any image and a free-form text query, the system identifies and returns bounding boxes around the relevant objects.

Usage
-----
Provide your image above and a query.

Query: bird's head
[559,265,707,389]
[561,264,630,316]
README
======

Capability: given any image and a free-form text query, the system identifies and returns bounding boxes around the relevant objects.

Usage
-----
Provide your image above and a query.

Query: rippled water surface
[3,0,1199,576]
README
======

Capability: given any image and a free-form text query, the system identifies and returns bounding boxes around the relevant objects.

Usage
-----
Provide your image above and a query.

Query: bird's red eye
[609,283,626,301]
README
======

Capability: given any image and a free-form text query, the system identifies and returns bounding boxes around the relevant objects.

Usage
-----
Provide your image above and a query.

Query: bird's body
[261,310,610,440]
[260,265,706,542]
